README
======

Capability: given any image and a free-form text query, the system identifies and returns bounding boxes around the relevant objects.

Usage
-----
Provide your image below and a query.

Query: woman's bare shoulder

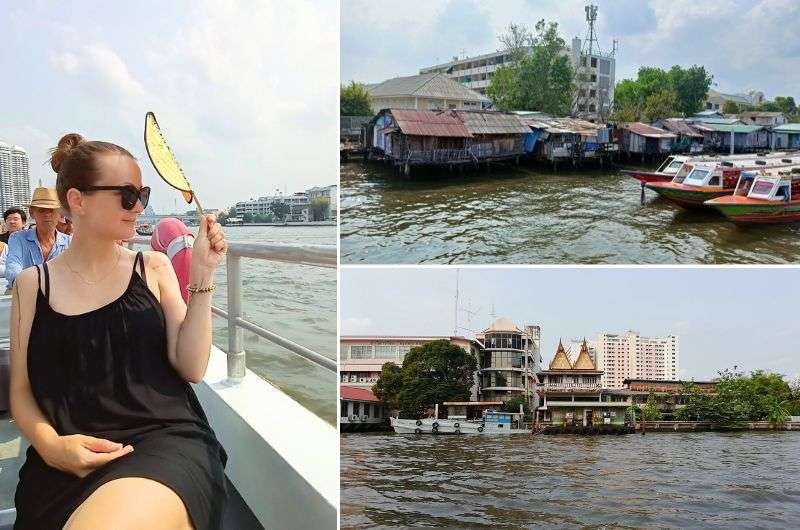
[13,267,41,306]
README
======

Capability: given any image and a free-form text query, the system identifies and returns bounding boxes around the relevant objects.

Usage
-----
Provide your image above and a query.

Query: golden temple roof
[549,339,573,370]
[573,338,596,370]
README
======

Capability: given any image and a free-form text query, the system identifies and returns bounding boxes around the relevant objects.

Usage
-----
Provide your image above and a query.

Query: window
[590,74,597,82]
[341,401,348,417]
[353,403,360,416]
[365,404,371,417]
[375,345,396,358]
[350,345,373,359]
[591,57,597,68]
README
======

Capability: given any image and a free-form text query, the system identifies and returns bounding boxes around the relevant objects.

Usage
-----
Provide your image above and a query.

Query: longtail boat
[622,151,797,185]
[704,167,800,224]
[645,156,800,208]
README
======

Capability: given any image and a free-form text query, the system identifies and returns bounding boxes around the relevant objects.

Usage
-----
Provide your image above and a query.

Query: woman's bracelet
[187,283,216,294]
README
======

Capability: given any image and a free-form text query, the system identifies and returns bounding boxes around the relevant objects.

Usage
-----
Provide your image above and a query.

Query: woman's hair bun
[50,133,86,173]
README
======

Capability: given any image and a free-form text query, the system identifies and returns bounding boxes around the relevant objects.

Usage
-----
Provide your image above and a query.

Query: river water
[208,225,336,425]
[340,161,800,264]
[341,432,800,529]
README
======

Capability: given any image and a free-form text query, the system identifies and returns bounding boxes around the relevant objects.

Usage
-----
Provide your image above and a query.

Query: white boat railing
[126,237,337,377]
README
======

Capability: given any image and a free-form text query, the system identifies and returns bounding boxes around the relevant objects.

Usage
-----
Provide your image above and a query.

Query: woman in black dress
[10,133,229,529]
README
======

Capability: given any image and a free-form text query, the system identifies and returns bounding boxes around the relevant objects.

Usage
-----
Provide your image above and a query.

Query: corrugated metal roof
[691,117,743,125]
[457,111,530,135]
[699,123,764,133]
[659,119,703,138]
[390,109,473,137]
[620,122,677,139]
[368,73,490,103]
[774,123,800,133]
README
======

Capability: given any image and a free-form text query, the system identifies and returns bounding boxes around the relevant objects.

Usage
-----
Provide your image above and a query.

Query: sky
[341,267,800,383]
[341,0,800,100]
[0,0,338,214]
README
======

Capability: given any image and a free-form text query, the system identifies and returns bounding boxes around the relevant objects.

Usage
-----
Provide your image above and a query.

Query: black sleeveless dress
[14,252,228,529]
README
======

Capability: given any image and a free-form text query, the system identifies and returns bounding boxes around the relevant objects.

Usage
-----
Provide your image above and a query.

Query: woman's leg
[62,477,194,530]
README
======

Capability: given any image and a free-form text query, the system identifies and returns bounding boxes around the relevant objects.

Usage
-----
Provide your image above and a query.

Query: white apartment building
[419,37,615,121]
[595,331,679,388]
[235,192,309,222]
[0,141,31,213]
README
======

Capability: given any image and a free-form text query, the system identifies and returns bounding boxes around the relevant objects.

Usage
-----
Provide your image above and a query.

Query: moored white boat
[391,410,531,435]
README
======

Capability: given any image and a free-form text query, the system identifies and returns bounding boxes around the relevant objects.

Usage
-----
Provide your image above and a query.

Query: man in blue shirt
[6,187,71,288]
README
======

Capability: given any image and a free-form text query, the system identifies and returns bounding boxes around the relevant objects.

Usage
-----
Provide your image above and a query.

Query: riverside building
[0,141,31,213]
[595,331,679,388]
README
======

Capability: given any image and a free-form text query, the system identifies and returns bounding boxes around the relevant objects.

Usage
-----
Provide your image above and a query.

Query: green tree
[667,65,713,116]
[639,392,663,421]
[269,200,291,221]
[254,214,269,223]
[242,213,254,224]
[372,362,404,412]
[372,340,478,419]
[643,89,681,122]
[504,395,530,414]
[309,197,330,221]
[340,81,373,116]
[774,96,797,115]
[722,100,740,114]
[487,20,574,115]
[612,65,712,121]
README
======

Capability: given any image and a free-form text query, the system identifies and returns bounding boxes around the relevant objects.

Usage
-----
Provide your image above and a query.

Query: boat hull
[620,169,672,184]
[645,182,733,208]
[390,417,530,435]
[704,196,800,224]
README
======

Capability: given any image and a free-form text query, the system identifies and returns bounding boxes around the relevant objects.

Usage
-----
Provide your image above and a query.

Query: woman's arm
[10,268,133,476]
[156,214,226,383]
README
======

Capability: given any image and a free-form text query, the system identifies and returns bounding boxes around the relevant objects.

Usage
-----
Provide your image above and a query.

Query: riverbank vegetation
[676,369,800,426]
[612,65,713,122]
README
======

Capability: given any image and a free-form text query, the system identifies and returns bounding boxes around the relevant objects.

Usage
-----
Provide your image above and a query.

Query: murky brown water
[340,161,800,264]
[340,432,800,529]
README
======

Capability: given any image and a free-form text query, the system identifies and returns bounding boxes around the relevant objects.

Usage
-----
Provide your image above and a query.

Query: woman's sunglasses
[80,185,151,210]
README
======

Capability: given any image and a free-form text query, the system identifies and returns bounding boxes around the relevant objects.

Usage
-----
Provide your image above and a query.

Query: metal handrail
[126,237,337,379]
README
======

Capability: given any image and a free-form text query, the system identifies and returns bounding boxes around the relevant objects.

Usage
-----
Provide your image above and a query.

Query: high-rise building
[595,331,679,388]
[0,141,31,213]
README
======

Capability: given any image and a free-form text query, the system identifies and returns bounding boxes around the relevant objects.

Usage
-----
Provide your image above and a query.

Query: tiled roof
[340,386,381,402]
[368,73,490,103]
[659,119,703,138]
[549,340,573,370]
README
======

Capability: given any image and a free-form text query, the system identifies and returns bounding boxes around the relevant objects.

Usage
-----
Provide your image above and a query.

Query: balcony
[541,383,601,390]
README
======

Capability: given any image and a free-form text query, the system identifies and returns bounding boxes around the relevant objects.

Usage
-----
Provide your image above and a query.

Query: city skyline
[341,267,800,382]
[342,0,800,101]
[0,0,337,214]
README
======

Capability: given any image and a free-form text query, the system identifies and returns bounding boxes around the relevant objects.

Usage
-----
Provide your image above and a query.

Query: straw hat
[24,187,61,209]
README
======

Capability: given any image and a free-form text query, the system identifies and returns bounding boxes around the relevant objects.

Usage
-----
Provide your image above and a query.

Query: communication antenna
[612,39,619,58]
[489,304,497,322]
[584,4,599,56]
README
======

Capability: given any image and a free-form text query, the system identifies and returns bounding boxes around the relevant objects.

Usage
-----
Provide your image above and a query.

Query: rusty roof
[389,109,473,138]
[659,119,703,138]
[519,115,604,135]
[456,110,530,135]
[621,122,677,139]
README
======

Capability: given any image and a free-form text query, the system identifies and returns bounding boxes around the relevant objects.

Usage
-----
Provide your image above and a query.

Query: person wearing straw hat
[4,187,71,287]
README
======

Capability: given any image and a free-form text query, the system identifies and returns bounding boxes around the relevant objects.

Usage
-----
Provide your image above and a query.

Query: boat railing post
[226,253,246,381]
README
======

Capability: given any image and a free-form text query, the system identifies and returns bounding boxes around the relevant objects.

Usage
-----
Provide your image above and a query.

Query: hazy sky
[341,267,800,382]
[342,0,800,100]
[0,0,338,214]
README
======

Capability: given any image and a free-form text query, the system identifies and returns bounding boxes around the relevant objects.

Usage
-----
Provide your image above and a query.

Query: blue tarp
[523,130,541,153]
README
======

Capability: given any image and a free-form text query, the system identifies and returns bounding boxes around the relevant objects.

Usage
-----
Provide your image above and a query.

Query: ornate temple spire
[573,338,596,370]
[549,339,573,370]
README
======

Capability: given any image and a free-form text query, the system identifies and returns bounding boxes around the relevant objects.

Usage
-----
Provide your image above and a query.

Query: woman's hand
[191,213,227,283]
[45,434,134,478]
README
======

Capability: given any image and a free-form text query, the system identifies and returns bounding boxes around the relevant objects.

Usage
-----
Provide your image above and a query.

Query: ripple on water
[341,432,800,529]
[340,161,800,264]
